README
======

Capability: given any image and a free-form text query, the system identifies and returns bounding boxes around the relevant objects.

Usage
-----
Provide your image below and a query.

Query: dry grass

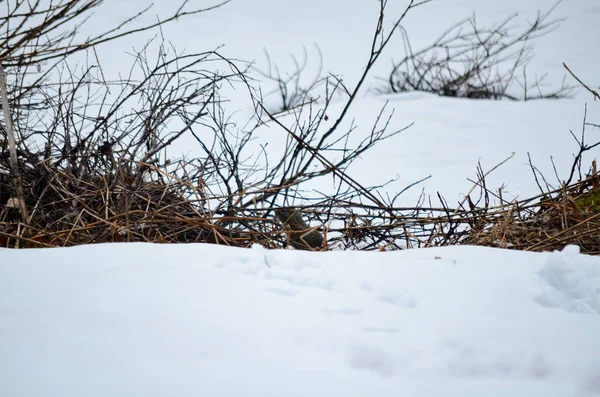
[463,174,600,254]
[3,157,600,253]
[0,161,275,248]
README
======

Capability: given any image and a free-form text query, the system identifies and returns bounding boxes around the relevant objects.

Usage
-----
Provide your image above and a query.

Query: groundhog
[274,208,325,250]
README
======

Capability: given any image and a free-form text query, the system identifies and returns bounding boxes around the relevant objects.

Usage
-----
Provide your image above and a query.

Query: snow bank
[1,244,599,396]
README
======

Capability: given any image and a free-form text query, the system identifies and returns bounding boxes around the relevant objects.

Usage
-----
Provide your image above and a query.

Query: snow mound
[535,245,600,314]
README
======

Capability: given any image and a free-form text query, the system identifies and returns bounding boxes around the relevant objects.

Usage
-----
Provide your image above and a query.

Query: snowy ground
[2,0,600,396]
[2,243,600,396]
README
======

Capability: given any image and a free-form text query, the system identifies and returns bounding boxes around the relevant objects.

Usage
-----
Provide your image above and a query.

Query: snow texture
[535,245,600,314]
[1,244,600,396]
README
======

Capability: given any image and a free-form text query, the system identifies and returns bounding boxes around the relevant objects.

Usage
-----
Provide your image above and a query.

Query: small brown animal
[275,208,325,250]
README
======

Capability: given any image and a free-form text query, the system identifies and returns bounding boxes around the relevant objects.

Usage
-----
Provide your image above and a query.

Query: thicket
[380,2,573,100]
[1,0,599,253]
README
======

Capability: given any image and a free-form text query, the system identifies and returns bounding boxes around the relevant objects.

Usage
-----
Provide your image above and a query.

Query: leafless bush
[382,2,573,100]
[458,70,600,253]
[1,0,434,249]
[4,0,594,252]
[185,0,431,250]
[0,0,237,245]
[253,47,336,114]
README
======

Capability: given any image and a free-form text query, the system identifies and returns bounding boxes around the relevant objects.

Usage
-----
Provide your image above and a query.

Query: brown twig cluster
[462,172,600,253]
[0,161,256,247]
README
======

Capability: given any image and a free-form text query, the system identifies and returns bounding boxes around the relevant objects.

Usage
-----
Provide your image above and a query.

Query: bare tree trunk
[0,64,29,226]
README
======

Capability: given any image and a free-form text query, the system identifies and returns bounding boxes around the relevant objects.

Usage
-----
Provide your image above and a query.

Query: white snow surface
[1,244,600,396]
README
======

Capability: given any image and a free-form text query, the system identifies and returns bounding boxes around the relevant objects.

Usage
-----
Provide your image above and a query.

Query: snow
[535,245,600,314]
[2,0,600,395]
[1,244,600,396]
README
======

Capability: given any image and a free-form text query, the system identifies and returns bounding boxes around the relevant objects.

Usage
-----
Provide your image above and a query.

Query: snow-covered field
[2,243,600,396]
[2,0,600,396]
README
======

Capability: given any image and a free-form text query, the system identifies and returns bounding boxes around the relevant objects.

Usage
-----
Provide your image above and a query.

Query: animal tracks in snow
[347,345,396,377]
[534,245,600,314]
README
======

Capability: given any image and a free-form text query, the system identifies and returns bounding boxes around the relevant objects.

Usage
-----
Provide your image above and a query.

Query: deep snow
[1,244,600,396]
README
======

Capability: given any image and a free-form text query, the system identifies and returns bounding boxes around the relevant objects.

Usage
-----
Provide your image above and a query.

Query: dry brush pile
[1,0,599,253]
